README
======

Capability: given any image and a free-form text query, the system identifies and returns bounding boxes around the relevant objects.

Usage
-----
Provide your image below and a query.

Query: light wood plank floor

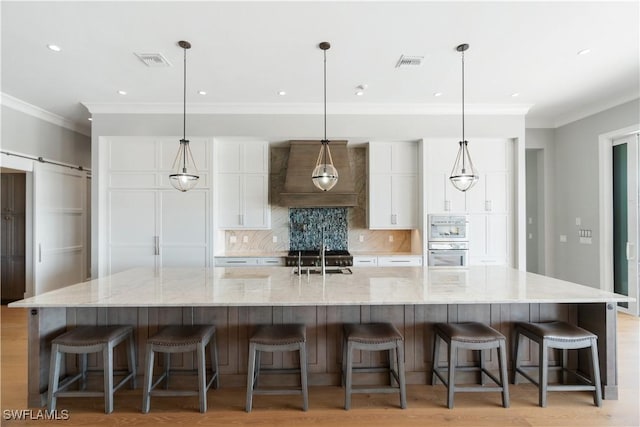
[1,306,638,426]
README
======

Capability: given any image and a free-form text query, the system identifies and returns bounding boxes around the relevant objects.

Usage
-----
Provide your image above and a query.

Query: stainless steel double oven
[427,215,469,267]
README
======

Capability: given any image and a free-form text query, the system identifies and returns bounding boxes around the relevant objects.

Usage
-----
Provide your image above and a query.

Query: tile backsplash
[289,208,348,251]
[223,146,412,253]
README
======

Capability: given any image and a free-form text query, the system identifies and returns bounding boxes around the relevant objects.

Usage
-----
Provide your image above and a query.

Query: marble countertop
[9,266,632,308]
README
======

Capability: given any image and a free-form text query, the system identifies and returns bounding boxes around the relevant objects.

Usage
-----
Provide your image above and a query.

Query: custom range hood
[280,140,357,207]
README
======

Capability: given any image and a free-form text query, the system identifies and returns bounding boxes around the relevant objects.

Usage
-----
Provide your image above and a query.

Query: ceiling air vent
[395,55,424,68]
[134,53,172,67]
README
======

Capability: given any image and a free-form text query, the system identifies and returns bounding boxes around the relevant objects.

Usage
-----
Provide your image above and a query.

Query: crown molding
[82,102,532,116]
[554,94,640,128]
[1,93,91,136]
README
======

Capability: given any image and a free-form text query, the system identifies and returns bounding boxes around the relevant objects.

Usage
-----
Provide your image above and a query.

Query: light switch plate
[580,237,592,244]
[272,236,278,243]
[575,217,581,226]
[359,235,364,242]
[242,236,249,243]
[229,235,237,244]
[560,235,567,243]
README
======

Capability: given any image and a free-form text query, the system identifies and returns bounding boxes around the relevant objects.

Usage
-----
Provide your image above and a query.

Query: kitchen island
[9,266,631,407]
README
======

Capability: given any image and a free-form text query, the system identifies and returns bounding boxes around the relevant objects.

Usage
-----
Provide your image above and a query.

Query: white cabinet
[368,141,419,229]
[215,139,270,229]
[425,138,512,266]
[466,172,509,213]
[377,255,423,267]
[468,214,509,265]
[353,256,378,267]
[427,172,466,213]
[103,137,211,275]
[214,256,285,267]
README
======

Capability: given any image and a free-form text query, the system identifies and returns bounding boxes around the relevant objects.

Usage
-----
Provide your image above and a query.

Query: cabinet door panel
[485,172,508,213]
[217,174,242,228]
[392,142,418,174]
[426,140,459,173]
[392,175,418,228]
[445,179,467,213]
[465,178,486,213]
[160,138,209,172]
[468,214,487,262]
[368,174,392,228]
[109,139,157,171]
[369,143,393,174]
[470,139,507,172]
[161,247,207,268]
[216,141,242,173]
[161,191,207,245]
[243,141,268,174]
[108,190,157,273]
[243,175,270,229]
[487,214,509,261]
[427,173,447,213]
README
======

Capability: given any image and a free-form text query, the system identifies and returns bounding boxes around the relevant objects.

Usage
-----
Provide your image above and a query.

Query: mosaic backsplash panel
[289,208,348,251]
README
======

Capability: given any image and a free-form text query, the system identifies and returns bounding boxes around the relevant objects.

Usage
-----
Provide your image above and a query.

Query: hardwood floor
[1,306,638,426]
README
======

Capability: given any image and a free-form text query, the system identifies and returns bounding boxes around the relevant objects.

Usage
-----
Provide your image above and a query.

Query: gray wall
[1,106,91,168]
[551,99,640,287]
[526,150,541,273]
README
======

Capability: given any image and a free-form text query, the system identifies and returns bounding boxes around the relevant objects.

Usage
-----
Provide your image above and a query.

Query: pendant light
[169,40,199,192]
[449,43,479,192]
[311,41,339,192]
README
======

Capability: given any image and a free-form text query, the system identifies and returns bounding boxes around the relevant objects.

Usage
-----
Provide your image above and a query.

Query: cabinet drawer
[353,256,378,267]
[215,257,259,266]
[258,257,286,266]
[377,256,423,267]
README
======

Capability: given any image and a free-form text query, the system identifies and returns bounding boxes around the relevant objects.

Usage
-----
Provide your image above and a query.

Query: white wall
[1,106,91,167]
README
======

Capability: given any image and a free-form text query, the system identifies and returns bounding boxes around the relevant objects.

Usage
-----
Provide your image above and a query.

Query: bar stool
[432,322,509,409]
[245,324,308,412]
[142,325,219,413]
[47,325,136,414]
[342,323,407,410]
[513,321,602,407]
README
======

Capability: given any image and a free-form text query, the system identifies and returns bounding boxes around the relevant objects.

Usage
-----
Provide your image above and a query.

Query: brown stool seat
[147,325,216,347]
[432,322,509,409]
[246,324,308,412]
[250,324,306,345]
[142,325,219,413]
[342,322,407,410]
[513,321,602,407]
[435,323,506,343]
[515,321,595,341]
[343,323,403,344]
[47,325,136,414]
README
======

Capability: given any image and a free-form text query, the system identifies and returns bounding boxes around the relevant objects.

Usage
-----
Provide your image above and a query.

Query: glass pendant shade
[449,140,479,192]
[169,139,199,192]
[312,140,339,191]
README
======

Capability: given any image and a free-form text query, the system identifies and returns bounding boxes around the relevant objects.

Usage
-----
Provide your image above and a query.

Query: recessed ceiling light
[433,92,443,97]
[198,90,207,95]
[278,91,287,96]
[47,44,61,52]
[577,48,591,56]
[88,117,92,121]
[117,90,127,95]
[511,92,520,97]
[355,91,364,96]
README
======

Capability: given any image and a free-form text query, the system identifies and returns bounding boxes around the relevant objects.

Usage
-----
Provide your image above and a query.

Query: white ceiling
[1,1,638,134]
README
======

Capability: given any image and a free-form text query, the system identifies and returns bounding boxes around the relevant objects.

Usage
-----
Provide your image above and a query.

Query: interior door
[33,163,86,294]
[613,135,639,314]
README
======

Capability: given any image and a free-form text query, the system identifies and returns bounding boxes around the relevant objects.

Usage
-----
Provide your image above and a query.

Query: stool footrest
[252,388,304,396]
[150,390,199,397]
[55,391,104,398]
[350,386,401,394]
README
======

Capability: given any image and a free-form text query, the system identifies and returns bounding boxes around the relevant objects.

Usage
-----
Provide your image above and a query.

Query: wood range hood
[280,140,358,207]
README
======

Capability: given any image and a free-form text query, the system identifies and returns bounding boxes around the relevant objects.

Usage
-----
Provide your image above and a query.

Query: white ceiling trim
[553,94,640,129]
[82,102,532,116]
[1,93,91,137]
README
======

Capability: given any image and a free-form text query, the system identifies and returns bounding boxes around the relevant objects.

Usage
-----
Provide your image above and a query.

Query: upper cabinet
[215,139,270,229]
[368,141,419,229]
[425,139,511,215]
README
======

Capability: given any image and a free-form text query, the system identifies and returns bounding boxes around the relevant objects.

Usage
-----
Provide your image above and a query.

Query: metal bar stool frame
[47,325,136,414]
[341,323,407,410]
[432,322,510,409]
[245,324,308,412]
[513,321,602,407]
[142,325,219,413]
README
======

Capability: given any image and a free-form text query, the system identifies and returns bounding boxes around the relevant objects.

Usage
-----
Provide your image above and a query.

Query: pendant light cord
[183,46,187,142]
[461,48,466,171]
[323,48,327,142]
